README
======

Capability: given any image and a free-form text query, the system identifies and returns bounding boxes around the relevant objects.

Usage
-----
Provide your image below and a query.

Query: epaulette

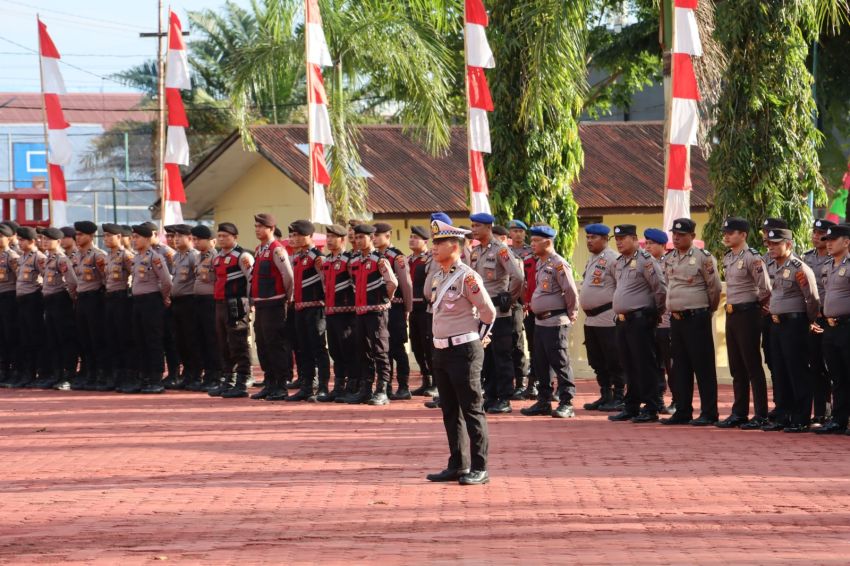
[724,250,732,256]
[700,248,712,257]
[640,250,652,259]
[747,248,760,255]
[803,249,815,256]
[790,258,803,268]
[616,254,623,260]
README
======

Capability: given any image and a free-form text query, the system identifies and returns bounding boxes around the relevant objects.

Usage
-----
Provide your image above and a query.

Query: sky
[0,0,251,93]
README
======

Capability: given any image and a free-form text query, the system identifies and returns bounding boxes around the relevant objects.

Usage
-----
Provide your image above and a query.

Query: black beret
[217,222,238,236]
[102,223,123,235]
[273,227,282,238]
[327,224,348,237]
[1,220,20,231]
[120,225,133,237]
[373,222,393,234]
[41,227,63,240]
[670,218,697,233]
[0,223,13,237]
[763,217,788,230]
[142,221,158,232]
[348,219,366,228]
[254,213,277,228]
[613,224,637,237]
[722,217,750,233]
[190,225,212,239]
[288,219,315,236]
[492,225,509,237]
[164,225,177,234]
[813,218,836,232]
[60,226,76,239]
[172,224,192,235]
[74,221,98,235]
[410,225,430,240]
[132,224,154,238]
[354,224,376,235]
[17,226,37,240]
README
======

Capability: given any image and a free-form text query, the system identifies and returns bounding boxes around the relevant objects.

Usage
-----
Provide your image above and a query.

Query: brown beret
[217,222,238,236]
[254,213,276,228]
[327,224,348,237]
[492,225,509,237]
[411,226,429,240]
[354,224,376,235]
[348,219,366,228]
[373,222,393,234]
[288,219,315,236]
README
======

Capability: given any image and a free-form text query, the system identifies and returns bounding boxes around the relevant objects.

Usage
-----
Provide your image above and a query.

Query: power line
[0,0,146,32]
[0,51,150,57]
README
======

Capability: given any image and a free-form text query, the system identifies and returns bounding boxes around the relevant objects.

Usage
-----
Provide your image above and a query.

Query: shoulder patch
[396,255,406,268]
[153,256,162,268]
[701,248,712,257]
[464,273,480,294]
[555,262,565,272]
[498,247,510,261]
[795,270,807,286]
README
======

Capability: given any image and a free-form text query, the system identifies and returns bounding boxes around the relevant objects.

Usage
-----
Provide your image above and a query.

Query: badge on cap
[769,231,775,238]
[827,228,833,236]
[816,220,822,227]
[675,223,682,229]
[614,227,621,234]
[724,221,729,227]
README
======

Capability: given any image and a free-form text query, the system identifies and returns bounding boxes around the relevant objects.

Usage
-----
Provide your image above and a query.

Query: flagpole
[36,15,55,225]
[463,2,472,211]
[157,1,167,232]
[305,0,315,222]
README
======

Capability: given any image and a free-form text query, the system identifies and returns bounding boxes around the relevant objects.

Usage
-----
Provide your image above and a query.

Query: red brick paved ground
[1,377,850,565]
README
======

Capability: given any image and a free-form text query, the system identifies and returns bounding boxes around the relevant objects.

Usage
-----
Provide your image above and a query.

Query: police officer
[288,219,330,401]
[168,224,202,390]
[102,223,135,393]
[59,226,77,258]
[323,224,356,402]
[718,217,772,429]
[13,227,45,388]
[408,225,436,397]
[190,224,220,392]
[520,225,580,418]
[0,223,19,387]
[345,224,398,405]
[762,227,820,432]
[208,223,254,397]
[644,228,674,414]
[607,224,667,423]
[661,218,722,426]
[130,223,172,394]
[507,220,533,400]
[815,224,850,434]
[373,222,414,399]
[69,221,106,390]
[146,222,180,383]
[761,217,788,418]
[802,218,835,427]
[580,223,625,411]
[249,213,294,401]
[425,219,495,486]
[468,213,524,414]
[0,220,21,254]
[38,227,78,389]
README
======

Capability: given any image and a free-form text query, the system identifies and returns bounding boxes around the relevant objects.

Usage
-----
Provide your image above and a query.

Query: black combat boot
[583,388,612,411]
[390,374,411,400]
[345,381,372,404]
[411,375,433,397]
[208,373,235,397]
[221,373,249,398]
[598,388,625,412]
[140,373,165,394]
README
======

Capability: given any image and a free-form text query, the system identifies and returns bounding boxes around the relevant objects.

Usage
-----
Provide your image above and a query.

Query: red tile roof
[0,92,150,129]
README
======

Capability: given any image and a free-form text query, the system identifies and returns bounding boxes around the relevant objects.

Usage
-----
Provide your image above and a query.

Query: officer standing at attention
[102,223,135,393]
[249,214,294,401]
[762,227,820,432]
[661,218,722,426]
[71,221,107,390]
[607,224,667,423]
[802,218,834,427]
[519,225,580,418]
[38,227,78,389]
[815,224,850,434]
[373,222,414,400]
[323,224,356,402]
[760,217,788,419]
[345,224,398,405]
[426,219,495,485]
[718,218,772,429]
[644,228,674,413]
[13,227,45,388]
[580,224,625,412]
[408,225,437,397]
[208,223,254,398]
[59,227,77,258]
[130,224,172,394]
[146,222,180,384]
[167,224,202,390]
[190,225,220,392]
[468,213,524,414]
[507,220,533,400]
[0,224,19,387]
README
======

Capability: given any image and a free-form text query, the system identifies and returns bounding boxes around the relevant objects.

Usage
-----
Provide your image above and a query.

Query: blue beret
[584,223,610,236]
[644,228,668,245]
[508,219,528,231]
[529,225,556,239]
[470,212,495,224]
[430,212,452,226]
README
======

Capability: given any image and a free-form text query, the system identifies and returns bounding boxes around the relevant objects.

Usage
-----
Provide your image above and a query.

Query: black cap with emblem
[765,228,793,242]
[613,224,637,237]
[813,218,836,232]
[763,217,788,230]
[822,224,850,240]
[722,217,750,233]
[670,218,696,234]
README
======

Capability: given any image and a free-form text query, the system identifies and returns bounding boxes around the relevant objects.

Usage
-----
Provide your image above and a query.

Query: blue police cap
[508,219,528,231]
[584,223,610,236]
[644,228,668,245]
[430,212,452,226]
[529,225,556,239]
[470,212,495,224]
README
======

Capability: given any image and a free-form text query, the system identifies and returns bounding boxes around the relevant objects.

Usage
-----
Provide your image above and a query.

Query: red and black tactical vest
[408,250,431,309]
[322,250,354,313]
[351,250,389,311]
[293,247,324,304]
[251,240,286,299]
[213,246,248,300]
[523,255,537,304]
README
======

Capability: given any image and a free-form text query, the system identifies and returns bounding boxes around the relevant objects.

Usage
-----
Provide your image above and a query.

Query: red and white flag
[465,0,494,215]
[305,0,333,225]
[163,11,189,225]
[38,19,69,226]
[664,0,701,238]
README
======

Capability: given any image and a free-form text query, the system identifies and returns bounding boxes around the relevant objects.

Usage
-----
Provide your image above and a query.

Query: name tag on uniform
[783,269,790,279]
[737,260,744,269]
[629,260,636,268]
[840,268,846,276]
[689,257,696,265]
[225,257,231,265]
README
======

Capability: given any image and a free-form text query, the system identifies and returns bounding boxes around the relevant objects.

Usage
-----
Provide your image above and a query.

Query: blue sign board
[13,142,47,189]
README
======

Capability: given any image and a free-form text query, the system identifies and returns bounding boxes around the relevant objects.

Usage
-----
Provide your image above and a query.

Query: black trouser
[44,291,77,377]
[769,314,812,426]
[132,293,165,376]
[808,319,831,418]
[171,295,201,376]
[655,327,672,401]
[584,324,624,393]
[670,311,718,420]
[294,306,330,393]
[409,307,432,379]
[104,291,132,374]
[822,321,850,425]
[511,305,528,388]
[215,300,251,376]
[327,312,355,392]
[761,314,778,407]
[194,295,219,376]
[533,324,575,404]
[726,307,768,419]
[16,292,43,378]
[163,303,179,377]
[75,290,103,377]
[523,313,537,388]
[0,291,17,374]
[616,313,660,414]
[254,299,292,389]
[355,310,390,391]
[388,304,410,384]
[482,315,514,402]
[433,340,488,472]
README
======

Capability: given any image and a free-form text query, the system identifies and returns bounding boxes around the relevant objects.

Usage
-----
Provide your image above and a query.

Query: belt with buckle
[583,302,613,317]
[535,308,567,321]
[433,331,479,349]
[356,303,391,314]
[826,315,850,327]
[771,312,806,324]
[670,307,710,320]
[725,302,760,314]
[295,300,325,310]
[616,308,657,323]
